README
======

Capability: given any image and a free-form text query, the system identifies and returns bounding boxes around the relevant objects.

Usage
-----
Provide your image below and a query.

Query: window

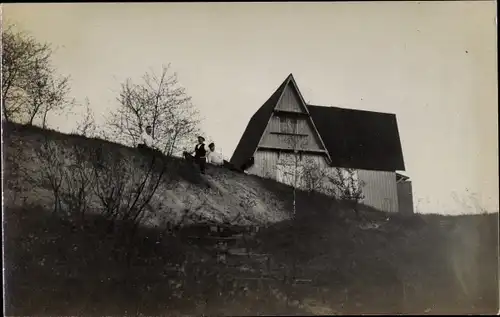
[279,116,298,134]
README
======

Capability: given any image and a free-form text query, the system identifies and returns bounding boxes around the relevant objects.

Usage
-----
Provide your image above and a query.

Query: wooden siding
[259,114,325,151]
[357,169,399,213]
[248,150,329,185]
[302,167,400,214]
[275,84,305,113]
[397,181,414,214]
[247,150,279,179]
[275,152,328,187]
[249,151,400,214]
[300,153,330,169]
[277,159,299,186]
[268,115,308,134]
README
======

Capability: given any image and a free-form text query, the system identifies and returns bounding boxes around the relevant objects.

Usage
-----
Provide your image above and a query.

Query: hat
[197,136,205,141]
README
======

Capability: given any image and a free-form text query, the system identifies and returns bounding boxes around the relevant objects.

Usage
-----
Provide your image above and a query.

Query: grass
[3,121,499,315]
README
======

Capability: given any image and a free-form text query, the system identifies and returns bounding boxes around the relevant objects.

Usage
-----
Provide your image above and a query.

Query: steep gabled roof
[308,105,406,171]
[230,74,406,172]
[230,75,290,168]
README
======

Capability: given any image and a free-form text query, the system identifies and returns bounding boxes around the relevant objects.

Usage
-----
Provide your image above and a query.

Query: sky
[3,2,498,215]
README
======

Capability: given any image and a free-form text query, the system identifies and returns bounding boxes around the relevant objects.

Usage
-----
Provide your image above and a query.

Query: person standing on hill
[192,136,207,174]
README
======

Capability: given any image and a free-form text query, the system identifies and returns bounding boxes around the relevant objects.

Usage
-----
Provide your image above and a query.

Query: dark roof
[230,75,291,168]
[230,74,406,172]
[308,105,405,171]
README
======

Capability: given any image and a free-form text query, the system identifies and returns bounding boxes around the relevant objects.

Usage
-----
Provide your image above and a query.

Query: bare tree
[107,64,201,156]
[34,134,170,264]
[328,168,364,199]
[74,98,97,137]
[279,116,310,216]
[299,156,366,216]
[275,116,366,216]
[92,151,167,230]
[1,24,73,126]
[300,157,330,194]
[328,167,365,217]
[34,139,66,215]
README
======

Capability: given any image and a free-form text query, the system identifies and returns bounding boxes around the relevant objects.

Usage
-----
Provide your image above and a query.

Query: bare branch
[106,65,201,155]
[1,24,73,125]
[75,98,96,137]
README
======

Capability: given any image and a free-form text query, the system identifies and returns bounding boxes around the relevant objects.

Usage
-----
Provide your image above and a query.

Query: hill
[3,122,499,315]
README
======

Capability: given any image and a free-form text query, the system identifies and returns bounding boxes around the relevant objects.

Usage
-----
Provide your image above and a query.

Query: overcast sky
[3,2,498,215]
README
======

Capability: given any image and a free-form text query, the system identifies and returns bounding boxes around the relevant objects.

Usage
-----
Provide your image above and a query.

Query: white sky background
[3,2,498,215]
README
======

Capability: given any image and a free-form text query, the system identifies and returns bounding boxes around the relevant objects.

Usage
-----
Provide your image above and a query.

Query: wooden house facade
[230,74,412,214]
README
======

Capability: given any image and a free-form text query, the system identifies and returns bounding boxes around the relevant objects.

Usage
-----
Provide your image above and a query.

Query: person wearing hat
[207,142,224,166]
[207,142,246,173]
[192,135,207,174]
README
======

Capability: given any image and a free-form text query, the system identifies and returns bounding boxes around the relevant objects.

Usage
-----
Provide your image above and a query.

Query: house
[230,74,413,214]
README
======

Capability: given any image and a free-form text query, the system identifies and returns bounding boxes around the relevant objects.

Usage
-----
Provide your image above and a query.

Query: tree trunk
[292,152,298,216]
[29,97,42,126]
[42,105,49,128]
[2,72,17,123]
[167,131,179,157]
[2,106,11,123]
[28,111,37,126]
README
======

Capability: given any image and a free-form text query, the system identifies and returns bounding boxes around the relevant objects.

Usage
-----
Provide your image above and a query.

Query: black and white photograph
[1,2,498,315]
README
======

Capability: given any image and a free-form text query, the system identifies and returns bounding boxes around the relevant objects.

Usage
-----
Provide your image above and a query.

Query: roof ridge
[260,75,291,106]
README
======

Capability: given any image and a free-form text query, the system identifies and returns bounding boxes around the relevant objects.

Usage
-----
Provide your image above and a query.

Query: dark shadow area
[4,205,309,316]
[4,202,498,315]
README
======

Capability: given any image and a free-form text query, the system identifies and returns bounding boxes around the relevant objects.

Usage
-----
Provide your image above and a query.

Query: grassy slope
[3,123,292,226]
[3,122,499,315]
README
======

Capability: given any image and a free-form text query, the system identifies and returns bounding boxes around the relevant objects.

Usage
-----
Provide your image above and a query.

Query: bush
[33,135,170,264]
